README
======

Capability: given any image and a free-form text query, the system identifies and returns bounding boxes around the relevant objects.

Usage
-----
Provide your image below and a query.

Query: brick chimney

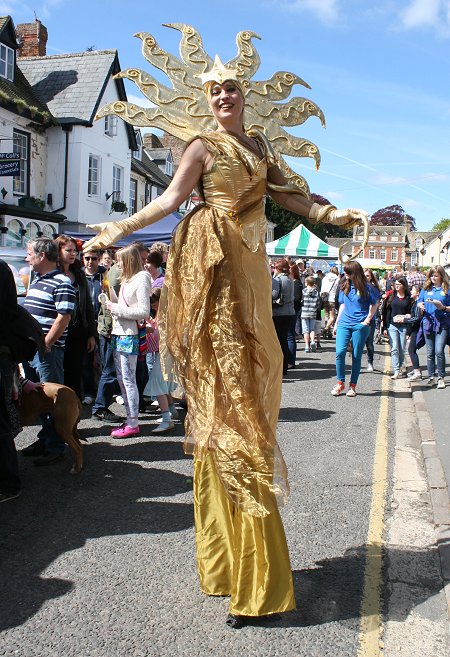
[16,20,48,58]
[143,133,163,149]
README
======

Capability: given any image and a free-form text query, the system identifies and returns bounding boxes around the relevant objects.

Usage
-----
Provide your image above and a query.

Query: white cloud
[279,0,340,24]
[398,0,450,36]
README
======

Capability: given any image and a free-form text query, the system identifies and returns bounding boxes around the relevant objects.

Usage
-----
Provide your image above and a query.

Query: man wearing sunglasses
[83,250,121,423]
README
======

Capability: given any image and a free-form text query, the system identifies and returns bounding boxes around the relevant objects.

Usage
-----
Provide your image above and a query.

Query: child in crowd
[301,276,320,353]
[143,288,178,433]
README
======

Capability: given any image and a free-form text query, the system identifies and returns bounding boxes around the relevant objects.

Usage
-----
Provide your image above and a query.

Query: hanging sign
[0,152,20,176]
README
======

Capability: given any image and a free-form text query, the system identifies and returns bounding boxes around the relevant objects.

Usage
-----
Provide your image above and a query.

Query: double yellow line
[357,358,390,657]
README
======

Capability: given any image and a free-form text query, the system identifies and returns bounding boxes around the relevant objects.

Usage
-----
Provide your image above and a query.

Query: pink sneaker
[110,424,140,438]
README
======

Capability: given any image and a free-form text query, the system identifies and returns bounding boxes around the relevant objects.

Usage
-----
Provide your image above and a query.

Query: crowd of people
[269,256,450,396]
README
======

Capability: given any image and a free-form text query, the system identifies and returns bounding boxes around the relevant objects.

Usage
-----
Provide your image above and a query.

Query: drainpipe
[53,124,72,214]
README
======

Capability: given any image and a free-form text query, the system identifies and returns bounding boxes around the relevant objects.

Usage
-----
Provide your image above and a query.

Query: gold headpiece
[197,55,239,86]
[95,24,326,196]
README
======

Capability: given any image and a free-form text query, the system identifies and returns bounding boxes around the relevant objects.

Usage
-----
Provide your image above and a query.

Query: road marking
[357,355,390,657]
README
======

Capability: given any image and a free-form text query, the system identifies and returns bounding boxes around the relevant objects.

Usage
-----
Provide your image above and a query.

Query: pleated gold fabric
[159,131,291,518]
[194,452,295,616]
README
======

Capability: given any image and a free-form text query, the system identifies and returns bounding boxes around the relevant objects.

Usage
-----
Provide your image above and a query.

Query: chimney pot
[16,20,48,58]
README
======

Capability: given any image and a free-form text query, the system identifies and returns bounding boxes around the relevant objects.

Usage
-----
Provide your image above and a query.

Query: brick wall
[16,20,48,58]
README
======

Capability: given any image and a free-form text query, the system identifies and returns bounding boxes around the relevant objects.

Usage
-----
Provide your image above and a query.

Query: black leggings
[273,315,291,375]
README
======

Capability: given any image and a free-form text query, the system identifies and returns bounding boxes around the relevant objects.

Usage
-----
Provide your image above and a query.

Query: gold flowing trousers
[194,452,295,616]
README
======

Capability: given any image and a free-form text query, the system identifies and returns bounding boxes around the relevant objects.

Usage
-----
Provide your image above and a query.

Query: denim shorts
[301,318,316,334]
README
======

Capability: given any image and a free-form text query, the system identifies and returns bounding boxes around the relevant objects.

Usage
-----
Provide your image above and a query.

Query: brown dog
[20,382,84,474]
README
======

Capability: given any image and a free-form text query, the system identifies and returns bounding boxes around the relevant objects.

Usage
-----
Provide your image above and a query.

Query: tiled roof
[147,147,171,161]
[18,50,118,125]
[132,150,172,188]
[0,16,9,32]
[0,61,52,124]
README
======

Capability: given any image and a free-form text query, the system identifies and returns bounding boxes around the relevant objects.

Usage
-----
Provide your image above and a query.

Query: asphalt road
[0,341,442,657]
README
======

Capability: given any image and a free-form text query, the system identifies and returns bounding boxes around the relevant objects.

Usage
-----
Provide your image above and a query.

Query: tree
[370,204,416,230]
[431,218,450,232]
[265,193,352,240]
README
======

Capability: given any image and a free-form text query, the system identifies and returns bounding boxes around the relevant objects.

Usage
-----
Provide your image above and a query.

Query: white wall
[45,76,132,227]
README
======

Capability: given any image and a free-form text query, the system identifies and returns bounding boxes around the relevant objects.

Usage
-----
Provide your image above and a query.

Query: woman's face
[116,258,123,271]
[395,280,406,295]
[431,271,443,287]
[209,81,244,124]
[364,270,371,282]
[59,241,77,268]
[102,253,112,267]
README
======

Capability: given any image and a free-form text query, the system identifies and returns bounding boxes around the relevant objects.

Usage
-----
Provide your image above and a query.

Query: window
[391,234,399,241]
[133,131,143,160]
[145,182,151,206]
[112,165,123,200]
[5,219,23,247]
[88,154,100,196]
[410,252,417,265]
[391,249,398,261]
[415,237,423,248]
[369,249,375,259]
[0,43,14,81]
[27,222,40,240]
[104,115,118,137]
[380,249,386,260]
[164,152,173,176]
[13,129,29,195]
[129,178,137,215]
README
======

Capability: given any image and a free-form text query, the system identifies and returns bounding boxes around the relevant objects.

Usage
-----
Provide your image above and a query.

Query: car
[0,247,30,299]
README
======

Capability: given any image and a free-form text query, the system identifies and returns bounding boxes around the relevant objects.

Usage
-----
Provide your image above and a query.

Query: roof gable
[0,16,18,49]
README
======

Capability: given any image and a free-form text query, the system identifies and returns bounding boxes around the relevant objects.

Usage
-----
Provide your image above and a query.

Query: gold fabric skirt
[194,452,295,616]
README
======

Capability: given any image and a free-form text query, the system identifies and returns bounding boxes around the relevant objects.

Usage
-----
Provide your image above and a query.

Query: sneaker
[110,424,140,438]
[310,342,317,352]
[366,363,374,372]
[115,395,125,405]
[156,411,179,423]
[427,376,436,386]
[169,408,180,421]
[33,453,64,467]
[82,395,94,405]
[22,440,46,457]
[437,377,446,389]
[346,385,357,397]
[391,372,400,380]
[305,347,311,353]
[409,372,422,381]
[92,409,123,423]
[0,490,21,503]
[331,382,345,397]
[152,420,175,434]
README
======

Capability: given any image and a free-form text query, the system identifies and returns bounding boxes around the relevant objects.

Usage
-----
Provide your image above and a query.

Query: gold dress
[159,131,296,616]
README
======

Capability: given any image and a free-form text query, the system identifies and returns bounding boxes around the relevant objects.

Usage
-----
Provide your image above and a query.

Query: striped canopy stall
[265,224,339,259]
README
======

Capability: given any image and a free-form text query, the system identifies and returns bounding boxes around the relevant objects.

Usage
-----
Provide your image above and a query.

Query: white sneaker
[437,377,446,389]
[366,363,374,372]
[391,372,400,380]
[116,395,125,405]
[82,395,94,405]
[409,372,422,381]
[156,410,179,423]
[152,420,174,433]
[427,377,436,386]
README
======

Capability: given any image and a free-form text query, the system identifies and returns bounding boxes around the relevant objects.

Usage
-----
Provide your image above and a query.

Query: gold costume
[85,24,371,618]
[159,130,295,614]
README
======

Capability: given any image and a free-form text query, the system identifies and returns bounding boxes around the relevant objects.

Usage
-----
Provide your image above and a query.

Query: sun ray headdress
[95,23,327,197]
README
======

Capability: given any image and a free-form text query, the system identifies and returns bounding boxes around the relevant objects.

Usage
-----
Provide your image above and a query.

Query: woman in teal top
[417,266,450,388]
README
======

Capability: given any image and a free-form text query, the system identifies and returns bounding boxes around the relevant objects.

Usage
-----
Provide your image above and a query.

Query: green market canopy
[265,224,339,259]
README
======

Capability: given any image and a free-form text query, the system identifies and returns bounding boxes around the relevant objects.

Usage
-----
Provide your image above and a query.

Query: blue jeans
[388,324,408,373]
[92,335,119,413]
[335,323,370,385]
[24,347,66,454]
[287,314,297,366]
[365,322,376,365]
[424,329,448,378]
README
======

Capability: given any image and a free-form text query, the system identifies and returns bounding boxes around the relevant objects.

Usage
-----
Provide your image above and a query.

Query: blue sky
[8,0,450,230]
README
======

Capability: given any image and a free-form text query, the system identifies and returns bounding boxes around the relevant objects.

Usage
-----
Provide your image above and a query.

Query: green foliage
[431,218,450,232]
[265,195,352,240]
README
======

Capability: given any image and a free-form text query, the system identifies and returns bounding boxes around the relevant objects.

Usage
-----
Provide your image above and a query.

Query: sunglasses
[84,256,98,261]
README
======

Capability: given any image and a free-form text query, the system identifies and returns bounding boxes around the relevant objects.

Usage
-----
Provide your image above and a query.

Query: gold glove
[309,203,368,229]
[83,199,167,251]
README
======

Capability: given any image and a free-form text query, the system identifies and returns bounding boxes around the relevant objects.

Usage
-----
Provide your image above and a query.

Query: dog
[20,382,84,474]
